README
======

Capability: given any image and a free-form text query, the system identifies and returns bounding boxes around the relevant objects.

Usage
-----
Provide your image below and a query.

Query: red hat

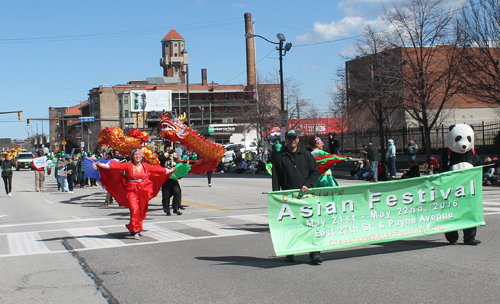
[493,157,498,161]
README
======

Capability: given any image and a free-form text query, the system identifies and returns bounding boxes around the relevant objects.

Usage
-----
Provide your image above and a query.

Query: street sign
[80,142,85,148]
[207,126,214,133]
[62,141,67,146]
[55,147,60,151]
[79,117,95,122]
[279,110,288,127]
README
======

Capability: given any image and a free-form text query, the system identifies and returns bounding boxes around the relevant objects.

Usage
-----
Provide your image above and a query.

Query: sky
[0,0,459,139]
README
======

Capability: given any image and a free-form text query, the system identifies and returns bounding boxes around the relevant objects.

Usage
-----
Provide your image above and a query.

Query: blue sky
[0,0,456,139]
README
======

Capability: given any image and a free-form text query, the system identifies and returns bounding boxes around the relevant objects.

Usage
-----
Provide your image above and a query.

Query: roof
[162,28,185,41]
[146,76,183,85]
[65,100,88,115]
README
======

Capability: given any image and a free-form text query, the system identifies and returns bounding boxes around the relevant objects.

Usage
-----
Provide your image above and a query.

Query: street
[1,170,500,303]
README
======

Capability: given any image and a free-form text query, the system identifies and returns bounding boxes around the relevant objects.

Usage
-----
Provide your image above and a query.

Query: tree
[383,0,464,159]
[346,24,403,154]
[457,0,500,105]
[328,67,349,135]
[236,73,281,144]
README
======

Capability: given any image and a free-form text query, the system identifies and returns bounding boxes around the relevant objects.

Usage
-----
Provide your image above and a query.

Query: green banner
[268,166,485,256]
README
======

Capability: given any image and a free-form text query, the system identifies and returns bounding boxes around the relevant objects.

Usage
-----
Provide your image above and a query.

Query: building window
[233,93,237,100]
[124,96,128,104]
[174,43,177,47]
[166,43,169,47]
[174,53,177,57]
[125,110,129,118]
[201,94,206,100]
[470,115,473,119]
[224,93,228,100]
[225,107,229,113]
[462,115,466,119]
[181,43,184,48]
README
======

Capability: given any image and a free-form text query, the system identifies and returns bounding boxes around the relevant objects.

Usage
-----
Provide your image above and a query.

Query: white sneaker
[138,231,146,237]
[208,184,212,187]
[133,233,141,240]
[8,193,12,197]
[69,191,74,194]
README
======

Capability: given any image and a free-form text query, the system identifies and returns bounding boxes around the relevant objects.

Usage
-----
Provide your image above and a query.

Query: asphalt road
[1,170,499,303]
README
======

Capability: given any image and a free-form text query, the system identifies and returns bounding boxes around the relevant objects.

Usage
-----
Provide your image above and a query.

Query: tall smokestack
[244,13,256,87]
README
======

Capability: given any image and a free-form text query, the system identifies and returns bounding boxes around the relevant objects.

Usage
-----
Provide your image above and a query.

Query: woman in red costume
[96,149,176,240]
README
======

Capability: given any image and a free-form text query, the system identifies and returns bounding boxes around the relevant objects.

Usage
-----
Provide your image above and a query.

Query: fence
[301,121,500,158]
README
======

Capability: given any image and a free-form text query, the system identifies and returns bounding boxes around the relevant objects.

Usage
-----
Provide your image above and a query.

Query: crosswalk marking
[66,227,127,249]
[229,214,269,225]
[182,219,254,236]
[1,204,498,258]
[7,232,51,255]
[143,223,195,242]
[482,207,500,212]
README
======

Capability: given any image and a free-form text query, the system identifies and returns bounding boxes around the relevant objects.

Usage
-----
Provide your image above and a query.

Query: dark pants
[445,227,477,243]
[3,175,12,194]
[79,172,86,187]
[207,171,212,184]
[161,179,181,214]
[67,174,74,191]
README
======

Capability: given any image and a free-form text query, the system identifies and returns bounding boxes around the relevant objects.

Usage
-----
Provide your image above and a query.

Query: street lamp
[181,49,190,126]
[141,93,147,131]
[244,33,292,141]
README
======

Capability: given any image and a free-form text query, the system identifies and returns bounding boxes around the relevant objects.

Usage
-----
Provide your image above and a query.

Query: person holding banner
[272,129,322,265]
[31,150,47,192]
[1,154,14,197]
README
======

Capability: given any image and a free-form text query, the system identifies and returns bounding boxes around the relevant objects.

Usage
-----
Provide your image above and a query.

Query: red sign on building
[287,118,347,136]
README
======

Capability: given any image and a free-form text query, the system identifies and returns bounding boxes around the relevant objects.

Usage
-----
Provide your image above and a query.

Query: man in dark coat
[272,129,321,264]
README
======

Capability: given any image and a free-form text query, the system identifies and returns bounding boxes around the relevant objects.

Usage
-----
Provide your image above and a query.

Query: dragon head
[160,115,185,139]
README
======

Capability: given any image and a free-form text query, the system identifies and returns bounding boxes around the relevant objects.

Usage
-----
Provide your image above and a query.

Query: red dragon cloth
[159,115,226,175]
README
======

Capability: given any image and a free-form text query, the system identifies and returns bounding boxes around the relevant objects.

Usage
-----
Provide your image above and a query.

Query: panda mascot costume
[441,123,482,245]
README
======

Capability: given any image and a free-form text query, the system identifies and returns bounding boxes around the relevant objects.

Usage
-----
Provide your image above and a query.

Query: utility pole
[296,97,300,119]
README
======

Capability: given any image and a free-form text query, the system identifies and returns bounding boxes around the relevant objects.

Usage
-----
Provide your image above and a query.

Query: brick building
[345,45,499,130]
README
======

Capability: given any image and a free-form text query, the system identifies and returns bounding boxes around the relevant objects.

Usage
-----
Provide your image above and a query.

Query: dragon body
[160,115,225,175]
[97,127,159,165]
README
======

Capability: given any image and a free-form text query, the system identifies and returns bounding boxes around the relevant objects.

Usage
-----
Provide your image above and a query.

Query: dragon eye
[467,136,472,142]
[455,135,462,142]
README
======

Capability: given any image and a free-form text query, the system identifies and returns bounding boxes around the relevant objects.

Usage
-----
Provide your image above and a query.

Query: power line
[0,18,241,44]
[221,47,276,85]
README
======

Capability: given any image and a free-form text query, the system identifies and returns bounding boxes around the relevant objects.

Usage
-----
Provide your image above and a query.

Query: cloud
[231,3,245,8]
[296,16,365,43]
[311,65,320,72]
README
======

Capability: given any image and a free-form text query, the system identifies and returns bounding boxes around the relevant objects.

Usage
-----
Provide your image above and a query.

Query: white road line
[483,207,500,212]
[483,201,500,206]
[143,223,195,242]
[8,232,51,255]
[43,199,53,205]
[229,214,269,225]
[182,219,255,236]
[66,227,126,249]
[0,214,10,219]
[0,217,111,228]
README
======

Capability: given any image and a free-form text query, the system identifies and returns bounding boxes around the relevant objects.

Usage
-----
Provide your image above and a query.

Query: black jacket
[272,147,319,191]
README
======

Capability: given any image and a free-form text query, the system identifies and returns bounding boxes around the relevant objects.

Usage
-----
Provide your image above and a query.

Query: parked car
[16,152,34,170]
[222,141,257,163]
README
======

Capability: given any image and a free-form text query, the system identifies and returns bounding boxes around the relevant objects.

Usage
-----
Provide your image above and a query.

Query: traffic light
[26,118,30,126]
[18,111,22,121]
[138,113,142,122]
[56,118,60,126]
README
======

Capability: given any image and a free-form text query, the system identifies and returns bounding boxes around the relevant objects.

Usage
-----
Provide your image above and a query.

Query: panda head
[445,124,474,154]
